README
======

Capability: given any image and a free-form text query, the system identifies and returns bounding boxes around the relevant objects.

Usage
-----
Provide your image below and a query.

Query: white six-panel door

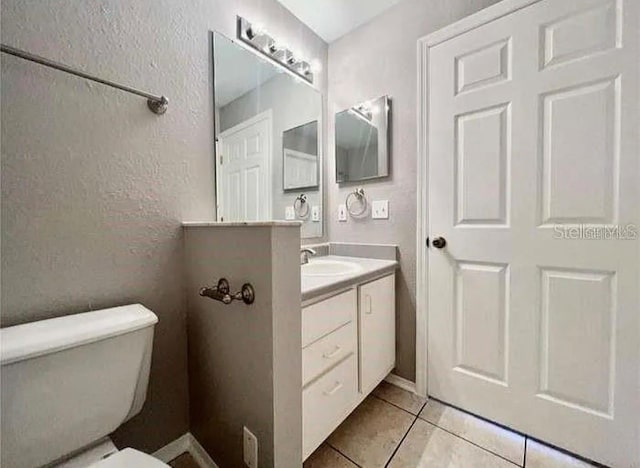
[425,0,639,466]
[217,111,272,221]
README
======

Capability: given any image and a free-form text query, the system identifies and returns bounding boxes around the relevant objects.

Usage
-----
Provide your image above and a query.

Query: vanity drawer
[302,289,357,347]
[303,322,356,386]
[303,354,358,459]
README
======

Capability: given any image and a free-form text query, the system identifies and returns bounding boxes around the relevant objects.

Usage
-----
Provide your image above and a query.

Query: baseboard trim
[153,433,218,468]
[153,433,190,464]
[385,373,418,394]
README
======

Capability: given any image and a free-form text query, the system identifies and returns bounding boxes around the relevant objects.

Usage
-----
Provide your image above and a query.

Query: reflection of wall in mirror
[336,97,388,183]
[336,115,378,181]
[217,73,322,238]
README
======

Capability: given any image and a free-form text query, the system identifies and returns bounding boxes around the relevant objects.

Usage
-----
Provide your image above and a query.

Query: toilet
[1,304,170,468]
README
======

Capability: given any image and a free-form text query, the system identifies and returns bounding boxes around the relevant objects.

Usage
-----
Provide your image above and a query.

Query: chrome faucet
[300,247,317,265]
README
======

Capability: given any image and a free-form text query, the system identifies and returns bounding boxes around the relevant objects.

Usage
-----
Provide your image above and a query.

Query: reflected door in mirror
[218,112,272,221]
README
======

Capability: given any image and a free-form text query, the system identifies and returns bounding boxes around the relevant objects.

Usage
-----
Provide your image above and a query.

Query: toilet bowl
[0,304,170,468]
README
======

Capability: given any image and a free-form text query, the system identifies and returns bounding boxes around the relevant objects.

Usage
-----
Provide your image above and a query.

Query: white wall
[326,0,501,381]
[1,0,326,452]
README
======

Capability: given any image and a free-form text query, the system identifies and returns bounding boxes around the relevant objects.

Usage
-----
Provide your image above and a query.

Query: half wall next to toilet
[184,223,302,468]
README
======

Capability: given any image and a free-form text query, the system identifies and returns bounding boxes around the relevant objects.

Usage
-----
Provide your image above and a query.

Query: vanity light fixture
[237,16,315,84]
[349,104,373,123]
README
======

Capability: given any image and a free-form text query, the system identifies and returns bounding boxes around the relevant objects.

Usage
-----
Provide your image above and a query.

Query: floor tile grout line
[372,394,520,466]
[325,395,424,468]
[426,399,595,467]
[370,392,426,417]
[384,414,420,467]
[421,419,521,467]
[428,396,528,439]
[326,441,363,467]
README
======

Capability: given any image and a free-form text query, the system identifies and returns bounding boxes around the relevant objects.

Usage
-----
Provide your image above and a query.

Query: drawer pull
[323,382,343,396]
[322,346,342,359]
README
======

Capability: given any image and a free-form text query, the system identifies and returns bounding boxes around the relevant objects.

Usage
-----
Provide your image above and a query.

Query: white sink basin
[301,259,362,277]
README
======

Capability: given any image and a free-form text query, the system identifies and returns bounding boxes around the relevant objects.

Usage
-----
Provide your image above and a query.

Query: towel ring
[294,194,310,218]
[346,188,367,217]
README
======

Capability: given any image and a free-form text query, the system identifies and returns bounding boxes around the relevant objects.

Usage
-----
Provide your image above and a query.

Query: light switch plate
[372,200,389,219]
[338,204,347,221]
[311,205,320,222]
[285,206,295,220]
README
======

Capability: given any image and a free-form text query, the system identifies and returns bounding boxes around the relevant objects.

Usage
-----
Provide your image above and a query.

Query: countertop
[301,255,398,302]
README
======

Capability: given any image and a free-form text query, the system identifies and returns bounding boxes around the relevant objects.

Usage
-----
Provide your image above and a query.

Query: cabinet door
[359,274,395,394]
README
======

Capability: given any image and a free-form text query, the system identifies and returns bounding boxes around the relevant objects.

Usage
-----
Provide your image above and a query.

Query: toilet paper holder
[199,278,255,305]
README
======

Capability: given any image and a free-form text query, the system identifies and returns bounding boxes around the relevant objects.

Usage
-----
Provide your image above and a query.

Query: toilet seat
[90,448,169,468]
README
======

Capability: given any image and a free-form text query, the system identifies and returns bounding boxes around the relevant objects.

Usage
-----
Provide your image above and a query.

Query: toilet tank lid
[1,304,158,365]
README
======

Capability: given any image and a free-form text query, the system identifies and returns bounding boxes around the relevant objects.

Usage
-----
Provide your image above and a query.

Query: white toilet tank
[0,304,158,468]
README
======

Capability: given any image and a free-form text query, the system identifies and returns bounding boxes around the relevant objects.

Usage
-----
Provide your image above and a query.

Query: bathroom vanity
[300,255,397,459]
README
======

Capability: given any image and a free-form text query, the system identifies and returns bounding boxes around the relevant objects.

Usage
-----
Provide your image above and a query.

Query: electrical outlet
[372,200,389,219]
[311,205,320,222]
[338,204,347,221]
[243,426,258,468]
[285,206,295,220]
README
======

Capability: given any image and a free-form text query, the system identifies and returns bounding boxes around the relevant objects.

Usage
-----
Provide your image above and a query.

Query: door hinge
[426,237,430,248]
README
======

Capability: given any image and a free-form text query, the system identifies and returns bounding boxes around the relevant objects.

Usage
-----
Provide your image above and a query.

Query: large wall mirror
[335,95,389,183]
[213,32,323,238]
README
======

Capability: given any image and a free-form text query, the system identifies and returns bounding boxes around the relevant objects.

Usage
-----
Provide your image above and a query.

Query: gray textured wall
[1,0,326,453]
[326,0,502,382]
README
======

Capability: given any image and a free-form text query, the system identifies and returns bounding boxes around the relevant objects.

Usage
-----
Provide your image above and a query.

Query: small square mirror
[335,95,390,183]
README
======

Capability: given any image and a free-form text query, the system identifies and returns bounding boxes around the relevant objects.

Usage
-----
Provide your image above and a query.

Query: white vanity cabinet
[359,274,396,395]
[302,273,395,459]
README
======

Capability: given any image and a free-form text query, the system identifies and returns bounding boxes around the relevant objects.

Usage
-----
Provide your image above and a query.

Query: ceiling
[276,0,405,43]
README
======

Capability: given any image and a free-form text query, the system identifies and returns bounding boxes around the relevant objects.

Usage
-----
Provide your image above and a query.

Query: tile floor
[304,381,598,468]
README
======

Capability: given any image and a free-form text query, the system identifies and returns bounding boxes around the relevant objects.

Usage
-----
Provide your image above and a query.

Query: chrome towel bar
[1,44,168,114]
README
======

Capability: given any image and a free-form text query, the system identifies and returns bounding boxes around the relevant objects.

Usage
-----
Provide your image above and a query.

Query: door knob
[431,237,447,249]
